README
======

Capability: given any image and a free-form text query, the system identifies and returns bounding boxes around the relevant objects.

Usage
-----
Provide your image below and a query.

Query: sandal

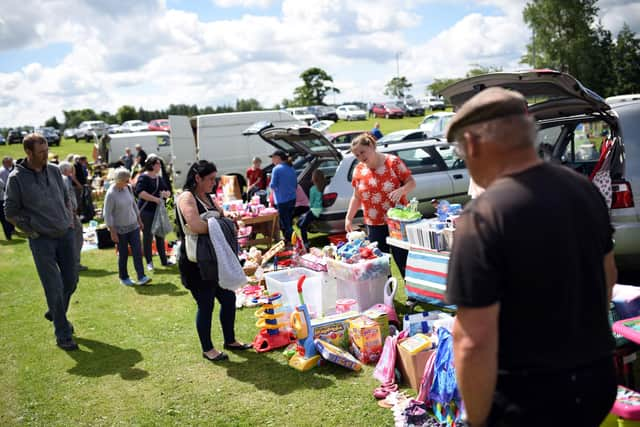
[373,381,398,399]
[202,351,229,362]
[223,342,253,351]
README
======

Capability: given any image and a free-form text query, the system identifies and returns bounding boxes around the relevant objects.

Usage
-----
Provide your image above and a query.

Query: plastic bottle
[409,197,418,212]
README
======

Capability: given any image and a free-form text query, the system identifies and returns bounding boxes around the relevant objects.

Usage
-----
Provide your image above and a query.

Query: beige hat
[446,87,528,142]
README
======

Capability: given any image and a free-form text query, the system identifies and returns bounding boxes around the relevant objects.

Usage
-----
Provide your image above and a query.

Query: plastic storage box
[326,255,390,312]
[264,267,337,318]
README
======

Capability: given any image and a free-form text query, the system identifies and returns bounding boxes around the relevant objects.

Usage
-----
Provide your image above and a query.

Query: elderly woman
[176,160,251,362]
[103,168,151,286]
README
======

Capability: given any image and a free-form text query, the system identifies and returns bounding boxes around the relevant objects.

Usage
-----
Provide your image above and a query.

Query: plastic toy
[314,338,362,371]
[288,275,322,371]
[252,292,296,352]
[366,277,399,325]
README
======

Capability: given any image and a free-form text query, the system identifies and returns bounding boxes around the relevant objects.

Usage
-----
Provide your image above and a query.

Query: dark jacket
[196,217,238,281]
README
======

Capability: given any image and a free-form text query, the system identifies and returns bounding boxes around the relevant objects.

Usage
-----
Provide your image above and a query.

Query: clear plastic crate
[326,255,390,312]
[264,267,336,318]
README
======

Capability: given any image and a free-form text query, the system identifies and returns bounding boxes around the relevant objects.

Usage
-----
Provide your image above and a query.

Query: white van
[108,132,172,166]
[169,110,300,189]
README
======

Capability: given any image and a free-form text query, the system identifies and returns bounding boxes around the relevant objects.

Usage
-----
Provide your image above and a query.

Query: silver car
[246,124,470,235]
[442,70,640,272]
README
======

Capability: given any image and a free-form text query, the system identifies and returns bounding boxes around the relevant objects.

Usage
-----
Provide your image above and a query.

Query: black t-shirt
[135,173,169,217]
[136,149,147,166]
[446,163,614,371]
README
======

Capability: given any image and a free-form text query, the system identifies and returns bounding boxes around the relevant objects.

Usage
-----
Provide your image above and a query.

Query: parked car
[35,127,60,146]
[7,129,23,144]
[606,94,640,105]
[335,105,367,121]
[328,130,367,150]
[420,95,446,111]
[63,128,76,139]
[0,134,5,145]
[371,102,404,119]
[246,123,469,234]
[401,96,426,116]
[107,124,121,134]
[285,108,317,125]
[419,112,455,138]
[75,120,107,142]
[307,106,338,122]
[377,129,427,146]
[120,120,150,133]
[441,69,640,272]
[148,119,170,132]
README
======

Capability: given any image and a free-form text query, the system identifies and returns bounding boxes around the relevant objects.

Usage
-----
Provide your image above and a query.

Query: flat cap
[446,87,528,141]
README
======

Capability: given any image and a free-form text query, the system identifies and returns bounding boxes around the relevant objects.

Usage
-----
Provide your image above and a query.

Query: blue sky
[0,0,638,127]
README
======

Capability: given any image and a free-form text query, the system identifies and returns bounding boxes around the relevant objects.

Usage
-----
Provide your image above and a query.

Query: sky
[0,0,639,128]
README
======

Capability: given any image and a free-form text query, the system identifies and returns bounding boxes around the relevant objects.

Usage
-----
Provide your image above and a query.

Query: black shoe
[44,311,52,321]
[223,342,253,351]
[202,351,228,362]
[57,338,79,351]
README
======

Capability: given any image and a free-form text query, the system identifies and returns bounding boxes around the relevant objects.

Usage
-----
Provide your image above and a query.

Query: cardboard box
[348,316,382,364]
[396,338,435,392]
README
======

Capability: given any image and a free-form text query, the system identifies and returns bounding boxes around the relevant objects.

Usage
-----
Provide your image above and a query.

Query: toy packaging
[398,333,434,354]
[348,316,383,364]
[363,306,390,340]
[311,311,359,350]
[314,338,363,371]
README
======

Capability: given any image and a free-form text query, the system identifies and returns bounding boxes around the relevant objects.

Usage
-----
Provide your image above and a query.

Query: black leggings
[141,212,167,265]
[189,283,237,352]
[366,224,407,273]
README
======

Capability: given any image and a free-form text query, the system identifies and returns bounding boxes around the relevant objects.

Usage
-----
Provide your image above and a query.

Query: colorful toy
[348,315,383,364]
[252,292,296,353]
[289,275,322,371]
[314,338,362,371]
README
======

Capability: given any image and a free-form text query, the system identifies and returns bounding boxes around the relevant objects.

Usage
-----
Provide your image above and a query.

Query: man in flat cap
[445,87,616,426]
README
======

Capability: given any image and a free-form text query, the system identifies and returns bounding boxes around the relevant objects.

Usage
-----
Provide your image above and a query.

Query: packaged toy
[314,338,363,371]
[398,333,434,354]
[348,315,383,364]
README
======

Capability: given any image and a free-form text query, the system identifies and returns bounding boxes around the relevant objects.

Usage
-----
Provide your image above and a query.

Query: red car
[371,103,404,119]
[148,119,170,132]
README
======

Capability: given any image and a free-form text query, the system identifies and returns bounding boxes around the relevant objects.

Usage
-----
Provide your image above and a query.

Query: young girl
[296,169,326,248]
[246,156,264,200]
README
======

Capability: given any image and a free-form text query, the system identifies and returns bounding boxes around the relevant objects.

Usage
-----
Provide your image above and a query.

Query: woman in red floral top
[345,133,415,272]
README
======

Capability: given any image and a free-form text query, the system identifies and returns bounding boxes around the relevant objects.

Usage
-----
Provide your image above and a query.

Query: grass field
[0,120,426,426]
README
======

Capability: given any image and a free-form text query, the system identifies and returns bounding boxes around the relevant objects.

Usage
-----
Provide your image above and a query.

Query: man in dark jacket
[5,134,79,351]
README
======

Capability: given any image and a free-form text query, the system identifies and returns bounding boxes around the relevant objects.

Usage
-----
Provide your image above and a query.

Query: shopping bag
[151,200,173,238]
[429,327,462,426]
[373,329,408,384]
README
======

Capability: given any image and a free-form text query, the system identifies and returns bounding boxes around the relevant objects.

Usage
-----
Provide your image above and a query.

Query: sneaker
[120,278,135,286]
[147,263,154,271]
[162,260,176,267]
[56,337,79,351]
[137,276,152,286]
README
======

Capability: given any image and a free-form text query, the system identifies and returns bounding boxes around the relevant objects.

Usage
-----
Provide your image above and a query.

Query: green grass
[0,226,419,426]
[0,138,94,162]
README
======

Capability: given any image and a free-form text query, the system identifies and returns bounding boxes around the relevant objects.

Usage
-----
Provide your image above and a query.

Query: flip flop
[373,382,398,399]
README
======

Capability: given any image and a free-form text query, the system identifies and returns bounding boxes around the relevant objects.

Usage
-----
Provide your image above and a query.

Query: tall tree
[427,78,461,96]
[116,105,137,123]
[613,23,640,95]
[44,116,61,129]
[236,98,262,112]
[384,76,412,99]
[521,0,613,95]
[293,67,340,106]
[465,64,502,77]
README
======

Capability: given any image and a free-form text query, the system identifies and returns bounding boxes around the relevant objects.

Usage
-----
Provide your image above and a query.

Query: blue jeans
[189,283,237,352]
[296,210,317,245]
[276,199,296,243]
[0,200,15,240]
[28,228,78,340]
[117,227,145,280]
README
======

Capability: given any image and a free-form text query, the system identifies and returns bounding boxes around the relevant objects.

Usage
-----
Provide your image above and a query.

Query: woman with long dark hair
[176,160,251,362]
[135,156,172,270]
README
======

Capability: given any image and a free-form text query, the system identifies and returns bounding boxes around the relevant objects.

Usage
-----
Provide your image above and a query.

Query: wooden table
[240,212,280,247]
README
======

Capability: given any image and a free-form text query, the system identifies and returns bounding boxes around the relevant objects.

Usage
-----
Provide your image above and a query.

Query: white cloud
[213,0,275,7]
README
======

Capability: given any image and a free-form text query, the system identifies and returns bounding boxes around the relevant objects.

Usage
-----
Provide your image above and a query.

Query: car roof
[341,139,450,159]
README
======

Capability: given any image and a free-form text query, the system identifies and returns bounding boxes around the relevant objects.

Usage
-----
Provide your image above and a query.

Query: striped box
[404,247,453,306]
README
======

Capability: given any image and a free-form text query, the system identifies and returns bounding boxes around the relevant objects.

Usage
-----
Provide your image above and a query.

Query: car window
[564,121,609,162]
[435,145,465,170]
[393,147,440,174]
[404,131,426,141]
[158,135,170,147]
